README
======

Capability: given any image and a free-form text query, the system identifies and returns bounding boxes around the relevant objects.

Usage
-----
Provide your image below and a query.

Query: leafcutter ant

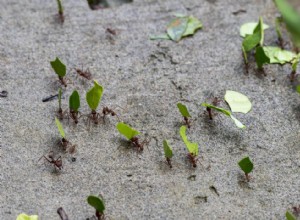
[102,106,120,122]
[292,205,300,217]
[290,70,298,82]
[187,153,198,168]
[166,157,172,168]
[74,67,92,80]
[39,151,63,170]
[61,138,76,154]
[85,110,102,126]
[206,97,222,120]
[130,137,149,152]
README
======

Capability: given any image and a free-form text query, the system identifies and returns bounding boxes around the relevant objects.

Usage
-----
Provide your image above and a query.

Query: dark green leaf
[50,57,66,77]
[255,46,270,69]
[242,17,264,52]
[167,17,189,42]
[86,80,103,111]
[286,211,297,220]
[87,195,105,213]
[116,122,140,140]
[163,140,173,158]
[238,156,253,174]
[69,90,80,112]
[177,103,191,117]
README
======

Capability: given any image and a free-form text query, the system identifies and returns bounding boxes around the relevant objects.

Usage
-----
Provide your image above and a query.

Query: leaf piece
[69,90,80,112]
[263,46,296,64]
[150,34,170,40]
[50,57,66,77]
[179,126,198,156]
[87,195,105,213]
[242,17,264,52]
[177,103,191,117]
[225,90,252,114]
[286,211,297,220]
[167,17,189,42]
[182,16,203,37]
[255,46,270,69]
[292,53,300,71]
[201,103,245,128]
[16,214,38,220]
[116,122,140,140]
[240,22,269,38]
[55,117,65,138]
[163,140,173,158]
[86,80,103,111]
[238,156,253,174]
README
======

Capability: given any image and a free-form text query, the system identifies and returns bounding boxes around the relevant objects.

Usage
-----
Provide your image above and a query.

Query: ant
[187,153,198,168]
[183,116,191,128]
[74,67,92,80]
[130,137,149,152]
[166,157,172,168]
[292,205,300,217]
[206,97,222,120]
[290,70,298,82]
[85,110,102,126]
[61,138,76,154]
[39,151,63,170]
[102,106,120,122]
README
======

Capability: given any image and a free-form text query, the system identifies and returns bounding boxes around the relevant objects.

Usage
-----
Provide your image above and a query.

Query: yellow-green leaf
[163,140,173,158]
[16,214,38,220]
[182,16,202,37]
[116,122,140,140]
[177,103,191,117]
[179,126,198,156]
[50,57,66,77]
[55,117,65,138]
[224,90,252,114]
[86,80,103,111]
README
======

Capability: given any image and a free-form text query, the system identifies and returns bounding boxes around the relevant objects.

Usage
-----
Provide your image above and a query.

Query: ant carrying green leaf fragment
[224,90,252,114]
[117,122,148,152]
[180,126,198,168]
[68,90,81,124]
[56,0,64,23]
[87,195,106,220]
[16,213,38,220]
[238,156,253,182]
[163,140,173,168]
[201,103,245,129]
[55,117,76,154]
[177,102,192,128]
[150,14,202,42]
[50,57,68,87]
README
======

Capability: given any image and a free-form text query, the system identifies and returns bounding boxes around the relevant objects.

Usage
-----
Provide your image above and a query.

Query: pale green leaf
[167,17,189,42]
[230,115,246,129]
[69,90,80,112]
[255,46,270,69]
[55,117,65,138]
[163,140,173,158]
[50,57,66,77]
[224,90,252,114]
[292,53,300,71]
[240,22,269,38]
[16,214,38,220]
[238,156,253,174]
[286,211,297,220]
[87,195,105,213]
[116,122,140,140]
[182,16,202,37]
[86,80,103,111]
[179,126,198,156]
[177,103,191,117]
[263,46,296,64]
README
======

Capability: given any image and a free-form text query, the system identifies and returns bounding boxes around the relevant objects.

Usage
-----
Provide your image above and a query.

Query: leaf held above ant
[242,17,264,52]
[16,213,38,220]
[87,195,105,213]
[238,156,253,174]
[55,117,65,138]
[224,90,252,114]
[86,80,103,111]
[69,90,80,112]
[50,57,66,77]
[286,211,297,220]
[263,46,296,64]
[116,122,140,140]
[177,102,191,118]
[240,22,269,38]
[163,140,173,159]
[179,126,198,156]
[255,46,270,69]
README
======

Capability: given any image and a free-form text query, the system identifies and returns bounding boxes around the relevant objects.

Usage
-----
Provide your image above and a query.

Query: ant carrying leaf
[57,88,64,119]
[177,102,192,128]
[163,140,173,168]
[238,156,253,182]
[180,126,198,168]
[87,195,107,220]
[56,0,64,23]
[116,122,148,152]
[55,117,76,153]
[50,57,68,87]
[201,103,245,129]
[85,80,103,125]
[67,90,81,124]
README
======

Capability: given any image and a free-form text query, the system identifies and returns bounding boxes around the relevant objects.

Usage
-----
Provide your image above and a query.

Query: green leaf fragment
[240,22,269,38]
[224,90,252,114]
[238,156,253,174]
[69,90,80,112]
[263,46,296,64]
[116,122,140,140]
[87,195,105,213]
[167,17,189,42]
[201,103,245,128]
[275,17,283,40]
[150,34,170,40]
[182,16,203,37]
[255,46,270,69]
[16,214,38,220]
[163,140,173,158]
[50,57,66,77]
[242,46,248,64]
[286,211,297,220]
[86,80,103,111]
[292,53,300,71]
[177,103,191,117]
[179,126,198,156]
[57,0,63,14]
[55,117,65,138]
[242,17,264,52]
